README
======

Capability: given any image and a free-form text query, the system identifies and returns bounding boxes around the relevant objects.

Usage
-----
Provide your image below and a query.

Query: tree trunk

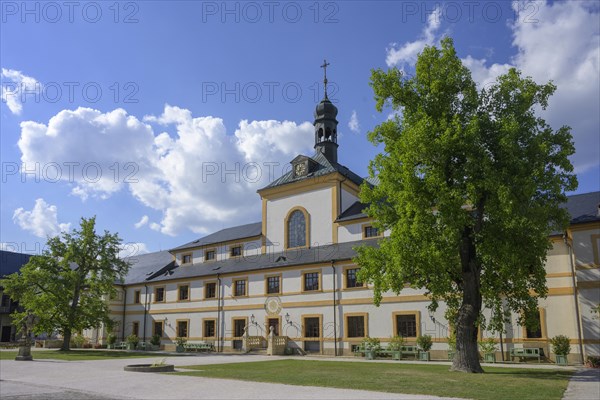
[61,327,72,351]
[451,227,484,373]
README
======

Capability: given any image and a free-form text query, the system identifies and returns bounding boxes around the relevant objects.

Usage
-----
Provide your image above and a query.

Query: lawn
[175,359,573,400]
[0,349,177,361]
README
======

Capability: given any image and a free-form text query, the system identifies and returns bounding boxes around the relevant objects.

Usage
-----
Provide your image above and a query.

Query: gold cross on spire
[320,59,330,98]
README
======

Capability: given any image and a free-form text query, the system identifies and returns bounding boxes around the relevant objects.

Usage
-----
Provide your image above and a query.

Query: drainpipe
[216,273,222,352]
[564,233,585,364]
[143,284,148,342]
[121,286,127,340]
[331,260,337,357]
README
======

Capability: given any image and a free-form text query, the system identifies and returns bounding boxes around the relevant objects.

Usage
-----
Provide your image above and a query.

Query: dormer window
[230,246,242,257]
[205,249,216,261]
[182,253,192,264]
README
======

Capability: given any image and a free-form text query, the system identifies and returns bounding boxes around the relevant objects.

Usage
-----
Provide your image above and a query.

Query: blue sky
[1,1,599,257]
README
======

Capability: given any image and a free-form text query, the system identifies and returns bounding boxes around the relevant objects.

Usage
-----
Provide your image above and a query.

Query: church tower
[314,60,339,164]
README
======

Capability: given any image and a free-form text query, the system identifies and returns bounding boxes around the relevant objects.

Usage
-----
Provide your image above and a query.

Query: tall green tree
[2,217,130,350]
[356,37,577,373]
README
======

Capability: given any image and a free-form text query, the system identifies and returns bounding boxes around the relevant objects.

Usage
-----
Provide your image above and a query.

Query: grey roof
[261,151,365,191]
[0,250,32,278]
[121,251,175,285]
[171,222,262,252]
[125,239,379,285]
[564,191,600,224]
[336,201,369,222]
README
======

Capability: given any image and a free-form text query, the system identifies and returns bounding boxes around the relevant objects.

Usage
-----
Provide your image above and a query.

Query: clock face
[294,163,306,176]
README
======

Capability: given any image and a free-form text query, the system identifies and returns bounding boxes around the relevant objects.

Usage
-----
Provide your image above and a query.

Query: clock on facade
[294,163,307,176]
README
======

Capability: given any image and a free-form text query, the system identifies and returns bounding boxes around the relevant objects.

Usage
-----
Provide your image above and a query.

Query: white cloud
[119,242,149,259]
[461,1,599,174]
[386,7,442,67]
[13,198,71,238]
[348,110,360,134]
[18,105,315,236]
[134,215,149,229]
[1,68,41,115]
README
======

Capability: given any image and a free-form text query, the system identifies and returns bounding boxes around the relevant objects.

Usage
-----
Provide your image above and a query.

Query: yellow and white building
[102,91,599,364]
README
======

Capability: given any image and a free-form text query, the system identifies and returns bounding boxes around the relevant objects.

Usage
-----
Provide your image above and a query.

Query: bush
[106,333,117,345]
[550,335,571,356]
[417,335,433,352]
[175,337,187,346]
[479,338,497,354]
[586,356,600,368]
[150,334,161,346]
[388,335,405,351]
[72,335,86,348]
[361,336,381,351]
[126,334,139,346]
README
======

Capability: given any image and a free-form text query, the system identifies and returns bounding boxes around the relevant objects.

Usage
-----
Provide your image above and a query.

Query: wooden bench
[114,341,128,350]
[352,344,367,357]
[376,347,401,360]
[137,341,154,351]
[183,342,214,352]
[400,345,419,359]
[510,348,542,363]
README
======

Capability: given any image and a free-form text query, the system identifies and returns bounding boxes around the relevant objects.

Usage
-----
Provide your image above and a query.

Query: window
[133,290,141,304]
[304,317,320,338]
[203,319,216,337]
[234,279,247,297]
[154,287,165,303]
[182,253,192,264]
[347,316,366,338]
[132,321,139,337]
[153,321,163,337]
[304,272,319,291]
[266,276,280,294]
[205,282,217,299]
[364,226,380,238]
[230,246,242,257]
[287,209,306,248]
[396,314,417,337]
[177,320,189,338]
[1,294,10,307]
[345,268,363,288]
[525,310,543,339]
[178,285,189,301]
[205,249,215,261]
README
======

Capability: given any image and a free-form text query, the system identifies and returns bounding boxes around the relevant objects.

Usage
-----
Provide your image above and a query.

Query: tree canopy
[355,37,577,373]
[2,217,130,350]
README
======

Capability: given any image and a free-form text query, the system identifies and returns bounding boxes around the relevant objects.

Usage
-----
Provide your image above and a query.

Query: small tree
[356,37,577,373]
[1,217,130,351]
[417,335,433,352]
[550,335,571,356]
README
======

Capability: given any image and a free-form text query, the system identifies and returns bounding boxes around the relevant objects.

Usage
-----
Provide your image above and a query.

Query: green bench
[510,348,542,363]
[376,347,401,360]
[114,341,128,350]
[400,345,419,359]
[183,342,215,352]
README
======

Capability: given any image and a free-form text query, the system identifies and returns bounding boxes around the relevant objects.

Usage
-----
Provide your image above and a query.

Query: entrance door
[303,317,320,352]
[232,319,246,350]
[267,318,279,336]
[1,326,12,342]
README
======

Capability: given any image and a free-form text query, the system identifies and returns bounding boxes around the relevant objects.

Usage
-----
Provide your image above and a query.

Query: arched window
[287,210,306,249]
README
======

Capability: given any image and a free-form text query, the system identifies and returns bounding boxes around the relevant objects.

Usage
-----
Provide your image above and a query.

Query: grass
[175,359,573,400]
[0,349,177,361]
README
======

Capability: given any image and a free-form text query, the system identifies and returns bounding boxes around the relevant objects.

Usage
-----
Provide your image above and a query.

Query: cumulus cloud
[13,198,71,238]
[134,215,149,229]
[18,105,314,236]
[1,68,41,115]
[386,7,442,67]
[348,110,360,133]
[463,1,599,174]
